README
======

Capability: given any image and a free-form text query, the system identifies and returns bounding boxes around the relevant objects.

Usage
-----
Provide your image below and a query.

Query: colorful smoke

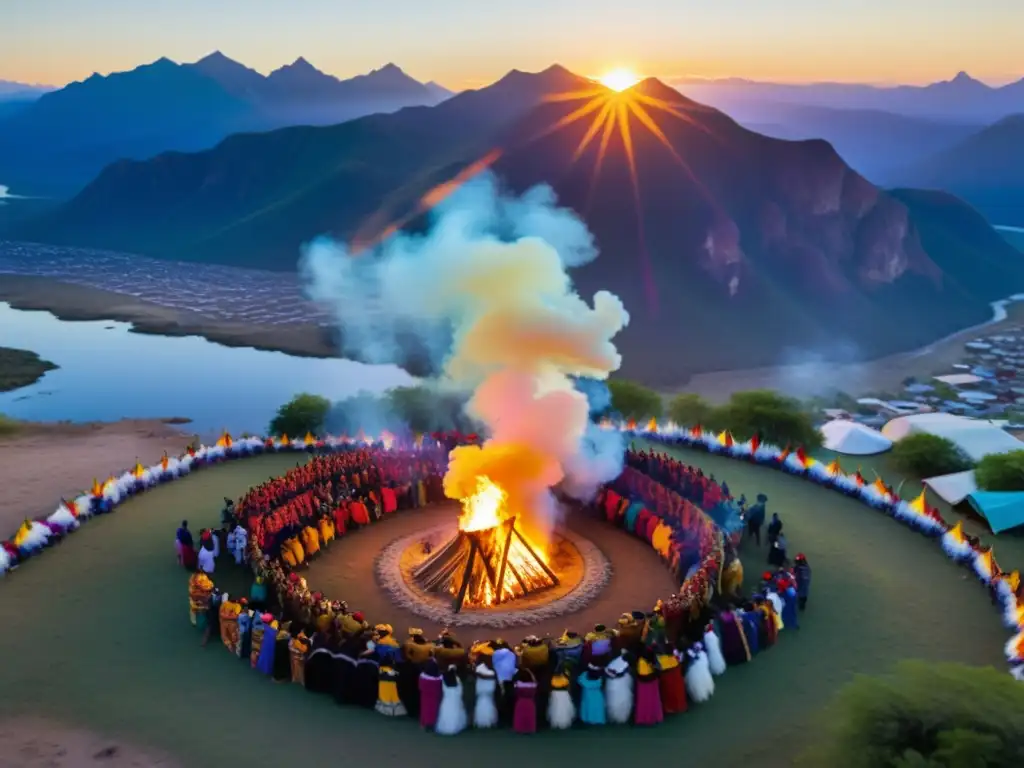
[300,172,629,543]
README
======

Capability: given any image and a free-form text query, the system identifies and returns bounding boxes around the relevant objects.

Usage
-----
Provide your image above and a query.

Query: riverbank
[0,416,195,531]
[0,346,57,392]
[0,275,336,359]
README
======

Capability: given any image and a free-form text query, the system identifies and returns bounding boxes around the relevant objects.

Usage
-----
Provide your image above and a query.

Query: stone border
[374,523,612,628]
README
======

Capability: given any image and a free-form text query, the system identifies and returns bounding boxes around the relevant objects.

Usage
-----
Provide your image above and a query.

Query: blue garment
[256,625,277,675]
[250,581,267,604]
[176,527,193,547]
[782,587,799,629]
[741,611,760,655]
[625,501,644,533]
[578,672,607,725]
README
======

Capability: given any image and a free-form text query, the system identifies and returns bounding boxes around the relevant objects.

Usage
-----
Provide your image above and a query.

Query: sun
[598,68,642,92]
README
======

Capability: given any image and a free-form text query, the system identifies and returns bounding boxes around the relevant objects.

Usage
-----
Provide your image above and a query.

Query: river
[0,302,415,434]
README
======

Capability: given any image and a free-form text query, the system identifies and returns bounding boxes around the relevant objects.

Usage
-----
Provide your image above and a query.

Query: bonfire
[412,476,558,612]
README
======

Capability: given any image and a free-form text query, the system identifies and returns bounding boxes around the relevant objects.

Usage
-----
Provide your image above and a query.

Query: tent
[966,491,1024,534]
[923,470,977,505]
[882,413,1024,462]
[820,420,893,455]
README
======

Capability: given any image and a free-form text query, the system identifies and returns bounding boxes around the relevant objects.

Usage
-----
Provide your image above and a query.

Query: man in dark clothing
[745,494,767,545]
[767,513,783,546]
[794,554,811,610]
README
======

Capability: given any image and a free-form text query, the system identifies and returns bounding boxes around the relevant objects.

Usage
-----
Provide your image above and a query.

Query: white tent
[882,413,1024,462]
[820,420,893,455]
[923,470,978,505]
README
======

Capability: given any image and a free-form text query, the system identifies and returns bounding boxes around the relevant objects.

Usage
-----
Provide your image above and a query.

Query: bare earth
[0,718,179,768]
[0,418,195,533]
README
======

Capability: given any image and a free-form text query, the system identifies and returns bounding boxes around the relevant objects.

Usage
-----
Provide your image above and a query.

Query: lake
[0,303,416,435]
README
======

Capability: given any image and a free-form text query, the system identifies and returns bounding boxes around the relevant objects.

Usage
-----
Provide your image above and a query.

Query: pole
[452,536,479,613]
[513,527,559,585]
[494,519,516,605]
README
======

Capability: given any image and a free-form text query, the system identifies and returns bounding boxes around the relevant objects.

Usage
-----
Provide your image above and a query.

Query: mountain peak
[289,57,318,72]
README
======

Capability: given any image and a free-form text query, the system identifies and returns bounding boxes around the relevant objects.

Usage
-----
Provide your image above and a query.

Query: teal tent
[966,491,1024,534]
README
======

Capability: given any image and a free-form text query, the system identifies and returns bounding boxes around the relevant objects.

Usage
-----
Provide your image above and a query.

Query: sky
[2,0,1023,90]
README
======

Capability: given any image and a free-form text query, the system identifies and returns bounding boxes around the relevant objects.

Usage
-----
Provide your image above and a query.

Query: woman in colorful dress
[376,664,408,717]
[419,659,443,730]
[604,650,633,724]
[684,641,715,703]
[473,660,499,729]
[657,646,687,714]
[256,614,278,675]
[578,664,606,726]
[435,666,468,735]
[513,669,538,734]
[702,622,727,676]
[633,650,664,726]
[547,669,575,730]
[289,631,310,685]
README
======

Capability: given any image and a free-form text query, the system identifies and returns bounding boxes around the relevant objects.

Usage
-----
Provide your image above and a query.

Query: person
[578,664,606,726]
[657,647,686,714]
[197,536,216,575]
[435,665,468,735]
[767,513,783,546]
[419,659,443,730]
[375,664,407,717]
[634,650,663,726]
[472,660,499,729]
[604,650,633,724]
[256,613,278,675]
[746,495,767,545]
[201,588,222,647]
[249,575,268,610]
[768,532,788,568]
[177,520,196,569]
[794,553,812,610]
[491,639,518,724]
[272,623,292,683]
[513,669,539,734]
[703,623,727,676]
[228,524,248,566]
[547,669,576,730]
[289,631,310,686]
[781,581,800,630]
[684,642,715,703]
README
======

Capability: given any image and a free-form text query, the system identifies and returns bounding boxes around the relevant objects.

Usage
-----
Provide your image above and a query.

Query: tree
[268,393,331,437]
[607,379,663,422]
[666,393,715,427]
[802,661,1024,768]
[891,433,973,478]
[714,389,822,448]
[976,450,1024,491]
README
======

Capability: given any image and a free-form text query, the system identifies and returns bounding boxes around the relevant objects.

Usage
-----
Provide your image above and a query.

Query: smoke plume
[300,172,630,543]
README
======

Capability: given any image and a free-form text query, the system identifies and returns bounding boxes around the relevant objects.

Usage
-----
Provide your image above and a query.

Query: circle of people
[185,444,812,734]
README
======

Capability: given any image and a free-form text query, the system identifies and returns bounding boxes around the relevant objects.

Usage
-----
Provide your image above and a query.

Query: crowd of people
[183,441,811,734]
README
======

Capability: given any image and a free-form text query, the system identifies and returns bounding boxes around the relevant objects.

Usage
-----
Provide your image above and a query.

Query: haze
[4,0,1023,90]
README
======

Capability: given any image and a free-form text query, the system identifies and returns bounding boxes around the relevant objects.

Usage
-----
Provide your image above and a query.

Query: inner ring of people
[183,434,806,734]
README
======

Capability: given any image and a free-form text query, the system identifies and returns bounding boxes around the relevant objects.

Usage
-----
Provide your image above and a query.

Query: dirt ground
[678,302,1024,402]
[0,718,179,768]
[305,504,678,639]
[0,418,195,532]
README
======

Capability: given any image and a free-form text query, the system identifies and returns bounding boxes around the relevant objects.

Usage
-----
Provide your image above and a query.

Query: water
[996,225,1024,235]
[0,303,416,434]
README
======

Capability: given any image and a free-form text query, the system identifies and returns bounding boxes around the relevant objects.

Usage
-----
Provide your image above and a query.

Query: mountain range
[0,53,451,196]
[14,65,1024,384]
[671,71,1024,123]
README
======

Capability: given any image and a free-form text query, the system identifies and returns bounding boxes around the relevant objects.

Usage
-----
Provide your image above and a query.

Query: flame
[453,476,552,608]
[90,479,104,497]
[216,432,233,449]
[304,432,316,446]
[379,430,396,450]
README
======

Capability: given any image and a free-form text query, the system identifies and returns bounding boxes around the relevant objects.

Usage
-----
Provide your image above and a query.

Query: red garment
[604,490,623,521]
[635,509,653,540]
[659,663,687,714]
[381,487,398,514]
[349,501,370,526]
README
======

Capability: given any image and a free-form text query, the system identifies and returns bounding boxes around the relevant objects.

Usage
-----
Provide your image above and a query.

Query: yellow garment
[657,653,679,671]
[340,614,365,636]
[315,612,333,634]
[403,639,433,664]
[377,668,402,704]
[319,517,335,545]
[285,537,305,565]
[281,548,298,568]
[520,643,549,669]
[13,522,31,547]
[551,674,570,690]
[290,636,310,684]
[723,558,744,597]
[301,526,320,557]
[652,522,673,559]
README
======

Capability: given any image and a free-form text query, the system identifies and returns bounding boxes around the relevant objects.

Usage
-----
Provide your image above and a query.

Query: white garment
[492,648,517,683]
[547,688,576,730]
[211,531,220,558]
[197,546,215,574]
[766,590,784,623]
[230,528,247,564]
[473,666,499,728]
[685,651,715,703]
[703,628,727,676]
[605,667,634,724]
[435,679,468,735]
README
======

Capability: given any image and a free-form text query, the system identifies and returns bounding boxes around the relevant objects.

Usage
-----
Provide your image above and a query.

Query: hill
[15,69,1024,383]
[672,71,1024,122]
[740,105,980,183]
[897,115,1024,226]
[0,54,444,196]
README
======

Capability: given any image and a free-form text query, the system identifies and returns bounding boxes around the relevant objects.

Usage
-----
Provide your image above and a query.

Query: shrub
[714,389,822,449]
[0,413,21,437]
[975,450,1024,491]
[801,661,1024,768]
[608,379,663,422]
[666,393,715,428]
[324,385,477,436]
[890,433,973,477]
[268,393,331,437]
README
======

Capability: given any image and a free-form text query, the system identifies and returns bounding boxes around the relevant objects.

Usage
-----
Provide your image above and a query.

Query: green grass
[0,449,1019,768]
